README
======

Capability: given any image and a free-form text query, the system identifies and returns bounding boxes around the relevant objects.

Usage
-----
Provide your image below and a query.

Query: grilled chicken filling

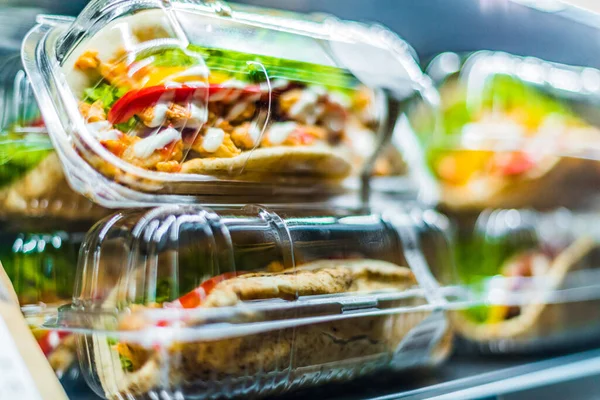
[75,47,376,173]
[486,251,552,323]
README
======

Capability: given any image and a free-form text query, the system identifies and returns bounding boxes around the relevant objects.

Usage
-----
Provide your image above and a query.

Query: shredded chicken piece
[352,86,373,112]
[166,103,189,124]
[99,60,138,89]
[79,100,107,122]
[261,124,327,148]
[75,50,101,71]
[102,139,129,158]
[75,47,139,89]
[214,119,233,134]
[138,103,209,128]
[136,107,156,127]
[231,122,258,150]
[227,101,256,123]
[279,89,303,114]
[122,138,184,169]
[301,125,327,140]
[192,131,241,158]
[156,160,182,172]
[373,158,393,176]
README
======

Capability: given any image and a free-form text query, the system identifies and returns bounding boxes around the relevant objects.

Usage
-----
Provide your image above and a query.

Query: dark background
[3,0,600,68]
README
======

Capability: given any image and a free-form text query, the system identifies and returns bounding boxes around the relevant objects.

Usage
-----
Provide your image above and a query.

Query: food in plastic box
[409,51,600,210]
[0,55,107,219]
[0,228,83,376]
[22,0,429,206]
[44,205,452,399]
[445,208,600,353]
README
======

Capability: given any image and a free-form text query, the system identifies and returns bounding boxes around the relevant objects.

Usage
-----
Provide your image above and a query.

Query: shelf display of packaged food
[0,54,108,220]
[34,204,453,400]
[407,50,600,211]
[20,0,438,208]
[436,207,600,354]
[0,225,86,379]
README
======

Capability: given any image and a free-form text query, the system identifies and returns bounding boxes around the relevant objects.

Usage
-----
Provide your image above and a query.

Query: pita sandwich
[452,237,600,348]
[0,152,107,220]
[62,10,391,183]
[87,259,451,399]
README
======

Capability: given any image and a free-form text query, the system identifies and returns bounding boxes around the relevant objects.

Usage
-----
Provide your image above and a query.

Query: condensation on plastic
[44,204,452,399]
[406,50,600,210]
[21,0,436,208]
[441,207,600,354]
[0,54,107,220]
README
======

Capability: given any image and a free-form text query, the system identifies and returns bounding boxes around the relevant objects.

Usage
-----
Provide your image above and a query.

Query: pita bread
[180,145,352,180]
[452,237,600,348]
[88,260,450,399]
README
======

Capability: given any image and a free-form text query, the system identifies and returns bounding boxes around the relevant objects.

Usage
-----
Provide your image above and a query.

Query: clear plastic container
[407,50,600,211]
[21,0,432,208]
[441,207,600,353]
[43,204,452,399]
[0,224,86,378]
[0,54,107,220]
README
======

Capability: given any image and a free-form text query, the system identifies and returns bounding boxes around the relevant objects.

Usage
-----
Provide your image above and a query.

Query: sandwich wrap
[63,11,395,182]
[88,259,451,399]
[415,75,600,210]
[0,152,105,219]
[452,236,600,344]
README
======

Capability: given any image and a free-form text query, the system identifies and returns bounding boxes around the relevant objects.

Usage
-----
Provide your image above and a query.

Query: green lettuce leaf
[83,82,128,110]
[0,133,53,188]
[142,45,357,91]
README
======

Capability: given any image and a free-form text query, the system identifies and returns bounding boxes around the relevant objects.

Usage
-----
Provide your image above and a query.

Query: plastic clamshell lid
[0,54,107,220]
[22,0,428,207]
[407,50,600,210]
[444,207,600,353]
[53,204,452,399]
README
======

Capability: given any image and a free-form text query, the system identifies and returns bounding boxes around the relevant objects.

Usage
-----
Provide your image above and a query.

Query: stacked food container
[1,0,600,399]
[415,51,600,353]
[1,0,453,398]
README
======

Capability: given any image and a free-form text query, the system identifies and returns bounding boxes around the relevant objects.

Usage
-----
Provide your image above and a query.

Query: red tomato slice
[176,271,247,309]
[108,84,263,124]
[29,117,46,128]
[108,85,204,124]
[495,152,536,176]
[37,331,70,356]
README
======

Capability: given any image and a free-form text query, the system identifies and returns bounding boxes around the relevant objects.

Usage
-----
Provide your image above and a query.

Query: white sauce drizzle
[328,91,351,108]
[221,79,249,89]
[248,123,262,146]
[227,102,248,121]
[202,127,225,152]
[259,79,290,93]
[164,81,184,89]
[133,127,181,159]
[288,86,329,125]
[209,88,231,102]
[185,103,208,128]
[147,103,169,128]
[268,122,298,145]
[86,121,122,141]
